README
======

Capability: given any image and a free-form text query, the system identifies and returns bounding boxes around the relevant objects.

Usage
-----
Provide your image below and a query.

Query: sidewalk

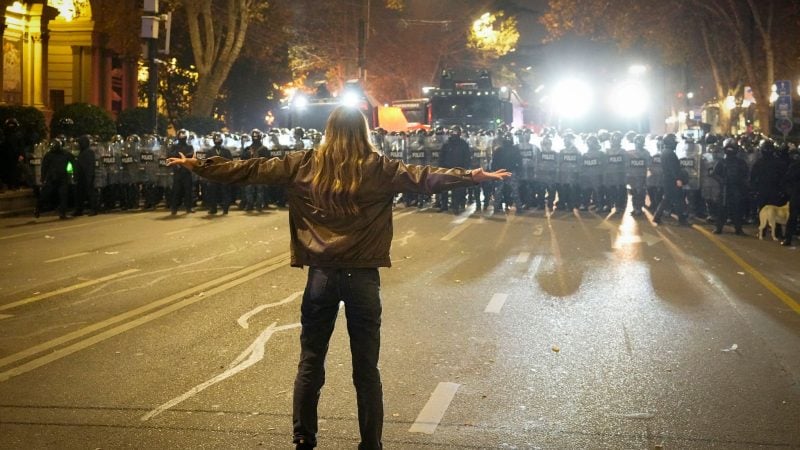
[0,188,35,217]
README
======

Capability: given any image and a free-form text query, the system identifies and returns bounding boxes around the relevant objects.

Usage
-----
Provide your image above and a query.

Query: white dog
[758,202,790,241]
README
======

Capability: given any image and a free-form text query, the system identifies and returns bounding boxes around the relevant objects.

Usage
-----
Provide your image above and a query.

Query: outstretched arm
[470,168,511,183]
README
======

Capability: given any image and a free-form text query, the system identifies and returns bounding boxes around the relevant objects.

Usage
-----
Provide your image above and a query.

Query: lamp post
[141,0,160,135]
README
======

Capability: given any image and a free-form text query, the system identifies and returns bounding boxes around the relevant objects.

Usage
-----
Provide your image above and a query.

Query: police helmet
[49,137,64,152]
[586,135,601,151]
[177,129,189,141]
[662,133,678,150]
[212,132,224,146]
[294,127,305,139]
[541,136,553,151]
[625,131,636,143]
[634,134,646,148]
[251,129,264,141]
[563,132,576,145]
[758,139,775,155]
[78,134,91,150]
[705,134,719,145]
[450,126,462,136]
[722,138,739,154]
[4,118,19,129]
[126,134,141,143]
[597,129,610,142]
[611,131,623,145]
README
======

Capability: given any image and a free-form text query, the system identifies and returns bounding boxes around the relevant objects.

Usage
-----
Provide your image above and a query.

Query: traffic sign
[775,96,792,119]
[775,80,792,97]
[776,118,793,136]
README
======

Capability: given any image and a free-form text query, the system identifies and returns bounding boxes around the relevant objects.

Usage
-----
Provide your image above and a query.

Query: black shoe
[712,229,723,234]
[653,217,662,225]
[33,208,40,218]
[781,240,792,247]
[734,229,745,236]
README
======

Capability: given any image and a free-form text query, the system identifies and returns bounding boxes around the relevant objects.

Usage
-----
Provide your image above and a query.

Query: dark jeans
[293,267,383,450]
[784,193,799,243]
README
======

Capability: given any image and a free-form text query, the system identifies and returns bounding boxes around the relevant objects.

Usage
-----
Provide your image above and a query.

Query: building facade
[1,0,138,119]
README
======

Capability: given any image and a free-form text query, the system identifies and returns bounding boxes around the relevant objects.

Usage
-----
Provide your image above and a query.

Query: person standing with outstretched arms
[167,106,510,450]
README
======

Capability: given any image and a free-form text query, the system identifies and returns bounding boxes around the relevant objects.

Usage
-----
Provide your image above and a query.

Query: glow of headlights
[552,79,593,118]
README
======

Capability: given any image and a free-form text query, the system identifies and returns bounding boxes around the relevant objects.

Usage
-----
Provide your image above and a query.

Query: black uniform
[750,152,787,213]
[438,134,471,213]
[781,160,800,246]
[491,139,522,211]
[653,146,688,224]
[205,144,233,214]
[74,137,97,215]
[168,141,195,214]
[712,151,749,234]
[0,123,24,189]
[36,143,75,219]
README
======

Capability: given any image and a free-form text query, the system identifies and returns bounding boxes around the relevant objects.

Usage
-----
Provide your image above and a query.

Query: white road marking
[0,216,127,241]
[0,314,13,320]
[237,292,302,329]
[393,209,419,221]
[440,223,472,241]
[484,293,509,314]
[141,321,301,421]
[392,230,416,247]
[515,252,530,264]
[44,252,90,264]
[408,382,461,434]
[0,254,289,379]
[533,224,545,236]
[165,228,195,236]
[0,269,141,312]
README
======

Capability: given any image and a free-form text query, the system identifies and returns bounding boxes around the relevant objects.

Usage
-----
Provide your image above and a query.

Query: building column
[122,57,138,111]
[30,32,45,108]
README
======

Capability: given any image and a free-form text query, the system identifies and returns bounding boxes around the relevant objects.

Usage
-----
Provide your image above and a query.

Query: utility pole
[142,0,160,135]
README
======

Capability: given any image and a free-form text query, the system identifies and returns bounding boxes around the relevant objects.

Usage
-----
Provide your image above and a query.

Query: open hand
[166,152,198,170]
[471,168,511,183]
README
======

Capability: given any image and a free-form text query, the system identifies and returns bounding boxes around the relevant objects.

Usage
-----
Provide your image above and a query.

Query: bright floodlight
[610,81,649,117]
[292,93,308,110]
[628,64,647,76]
[341,90,361,108]
[552,79,593,118]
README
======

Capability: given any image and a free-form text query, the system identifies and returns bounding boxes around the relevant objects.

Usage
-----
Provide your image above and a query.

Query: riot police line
[31,127,320,218]
[371,126,800,240]
[31,122,800,245]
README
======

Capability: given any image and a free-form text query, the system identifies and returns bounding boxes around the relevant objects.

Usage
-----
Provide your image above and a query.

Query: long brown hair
[310,106,375,216]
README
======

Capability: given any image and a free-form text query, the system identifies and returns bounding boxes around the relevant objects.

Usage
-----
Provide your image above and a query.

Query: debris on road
[551,345,560,353]
[721,344,739,352]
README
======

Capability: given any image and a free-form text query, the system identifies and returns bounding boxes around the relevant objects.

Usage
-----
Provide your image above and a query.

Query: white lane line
[44,252,90,264]
[393,209,419,221]
[0,269,141,312]
[237,292,302,329]
[0,254,289,376]
[440,223,472,241]
[515,252,530,264]
[0,216,128,241]
[141,322,301,421]
[409,382,461,434]
[165,228,195,236]
[485,293,509,314]
[0,314,13,320]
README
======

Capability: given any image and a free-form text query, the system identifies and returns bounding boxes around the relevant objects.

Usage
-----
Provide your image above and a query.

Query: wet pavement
[0,204,798,449]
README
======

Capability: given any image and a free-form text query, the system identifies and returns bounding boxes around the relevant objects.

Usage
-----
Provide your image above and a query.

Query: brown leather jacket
[193,151,475,268]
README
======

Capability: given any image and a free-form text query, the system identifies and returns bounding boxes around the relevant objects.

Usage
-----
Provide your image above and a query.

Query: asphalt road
[0,204,798,449]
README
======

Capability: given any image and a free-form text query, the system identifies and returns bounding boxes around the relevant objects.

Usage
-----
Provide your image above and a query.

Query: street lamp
[628,64,647,76]
[552,78,593,118]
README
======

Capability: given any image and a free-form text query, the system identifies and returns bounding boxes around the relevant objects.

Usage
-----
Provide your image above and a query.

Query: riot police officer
[579,135,606,211]
[241,129,267,211]
[74,135,97,216]
[491,132,522,213]
[603,131,627,213]
[267,128,286,208]
[35,138,74,219]
[517,129,536,210]
[781,156,800,246]
[653,133,689,226]
[680,135,703,218]
[1,118,24,190]
[700,139,723,224]
[750,139,788,220]
[438,126,471,214]
[120,135,141,210]
[646,135,663,211]
[534,135,558,210]
[712,139,749,234]
[626,135,651,217]
[167,129,195,215]
[557,133,580,211]
[205,132,233,215]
